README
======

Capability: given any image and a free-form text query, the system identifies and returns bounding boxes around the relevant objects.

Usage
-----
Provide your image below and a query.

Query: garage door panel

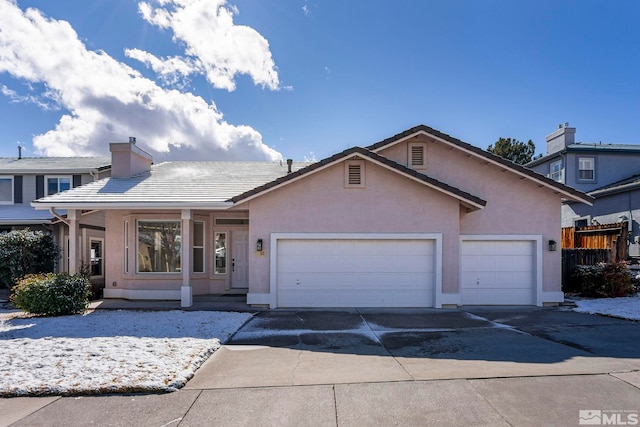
[461,240,535,305]
[276,238,436,308]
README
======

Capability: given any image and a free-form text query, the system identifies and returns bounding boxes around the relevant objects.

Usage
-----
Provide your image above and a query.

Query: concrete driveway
[7,307,640,426]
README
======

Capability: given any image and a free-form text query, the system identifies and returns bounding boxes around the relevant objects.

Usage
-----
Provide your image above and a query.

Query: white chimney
[546,122,576,155]
[109,137,152,178]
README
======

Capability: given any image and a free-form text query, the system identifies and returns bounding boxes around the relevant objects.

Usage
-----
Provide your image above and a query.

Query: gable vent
[348,164,361,185]
[411,145,424,166]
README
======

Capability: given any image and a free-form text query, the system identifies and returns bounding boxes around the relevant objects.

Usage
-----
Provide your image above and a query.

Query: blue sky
[1,0,639,162]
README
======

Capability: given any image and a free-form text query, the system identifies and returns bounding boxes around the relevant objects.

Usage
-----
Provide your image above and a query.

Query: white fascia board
[0,219,53,225]
[31,201,234,210]
[372,129,593,206]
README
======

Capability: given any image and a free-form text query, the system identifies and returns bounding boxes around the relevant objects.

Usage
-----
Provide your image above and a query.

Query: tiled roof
[231,146,487,209]
[0,205,54,225]
[0,157,111,173]
[367,124,593,204]
[33,161,310,208]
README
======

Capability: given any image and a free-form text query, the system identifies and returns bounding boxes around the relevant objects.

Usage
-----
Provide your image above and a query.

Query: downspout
[49,207,69,226]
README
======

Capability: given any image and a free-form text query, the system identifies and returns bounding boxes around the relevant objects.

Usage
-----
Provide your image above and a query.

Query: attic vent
[345,161,365,188]
[348,165,361,184]
[409,143,426,169]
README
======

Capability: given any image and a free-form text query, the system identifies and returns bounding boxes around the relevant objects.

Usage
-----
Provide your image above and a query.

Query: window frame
[89,238,105,278]
[549,159,563,183]
[193,221,205,274]
[0,176,14,205]
[214,231,227,275]
[577,157,595,181]
[45,175,72,196]
[124,220,129,274]
[136,220,182,274]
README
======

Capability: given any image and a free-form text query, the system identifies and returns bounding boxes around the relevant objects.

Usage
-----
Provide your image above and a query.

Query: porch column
[68,209,79,273]
[181,209,192,307]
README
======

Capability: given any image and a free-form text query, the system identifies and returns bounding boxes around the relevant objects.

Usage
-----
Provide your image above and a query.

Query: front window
[90,239,104,277]
[137,221,181,273]
[193,221,205,273]
[46,176,71,195]
[214,232,227,274]
[0,177,13,204]
[550,160,563,182]
[578,157,595,181]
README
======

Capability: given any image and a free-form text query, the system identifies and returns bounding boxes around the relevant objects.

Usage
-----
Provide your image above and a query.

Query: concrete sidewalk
[4,307,640,426]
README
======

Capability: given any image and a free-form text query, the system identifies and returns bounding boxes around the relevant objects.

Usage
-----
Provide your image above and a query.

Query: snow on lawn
[0,309,252,397]
[573,295,640,321]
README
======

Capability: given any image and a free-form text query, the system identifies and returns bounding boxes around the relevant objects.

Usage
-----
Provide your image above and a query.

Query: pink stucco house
[32,125,592,308]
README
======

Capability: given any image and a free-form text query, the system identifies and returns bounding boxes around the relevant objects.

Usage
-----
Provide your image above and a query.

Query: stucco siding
[247,159,461,295]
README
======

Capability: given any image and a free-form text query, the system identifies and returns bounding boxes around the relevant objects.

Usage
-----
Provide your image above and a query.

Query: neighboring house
[0,154,111,286]
[32,125,591,308]
[527,123,640,258]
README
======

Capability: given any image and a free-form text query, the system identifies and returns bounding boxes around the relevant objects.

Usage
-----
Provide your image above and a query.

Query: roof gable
[231,146,487,211]
[367,124,593,205]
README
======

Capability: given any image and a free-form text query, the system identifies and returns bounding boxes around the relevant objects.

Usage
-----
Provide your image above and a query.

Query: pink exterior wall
[379,135,563,293]
[245,159,461,295]
[104,210,243,297]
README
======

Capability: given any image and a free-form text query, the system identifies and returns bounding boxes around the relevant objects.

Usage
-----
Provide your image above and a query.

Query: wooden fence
[561,222,628,262]
[561,248,612,290]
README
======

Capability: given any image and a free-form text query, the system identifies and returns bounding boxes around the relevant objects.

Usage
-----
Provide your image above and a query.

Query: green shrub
[10,273,91,316]
[0,229,59,288]
[571,262,635,298]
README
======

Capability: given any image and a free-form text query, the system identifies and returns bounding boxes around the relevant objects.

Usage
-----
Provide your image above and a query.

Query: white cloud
[124,48,196,88]
[0,0,282,161]
[138,0,281,91]
[0,84,59,110]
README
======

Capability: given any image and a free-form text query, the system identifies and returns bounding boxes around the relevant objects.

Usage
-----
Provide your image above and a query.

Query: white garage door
[461,240,535,305]
[276,238,435,307]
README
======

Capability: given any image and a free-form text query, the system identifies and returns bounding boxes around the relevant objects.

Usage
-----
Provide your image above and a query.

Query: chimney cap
[129,137,136,143]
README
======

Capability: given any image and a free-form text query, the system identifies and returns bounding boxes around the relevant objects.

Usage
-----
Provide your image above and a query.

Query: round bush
[10,273,91,316]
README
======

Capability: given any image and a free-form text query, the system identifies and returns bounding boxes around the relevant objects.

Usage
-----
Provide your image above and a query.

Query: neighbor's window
[137,220,181,273]
[193,221,205,273]
[46,176,71,195]
[578,157,595,180]
[550,160,563,182]
[214,232,227,274]
[0,177,13,204]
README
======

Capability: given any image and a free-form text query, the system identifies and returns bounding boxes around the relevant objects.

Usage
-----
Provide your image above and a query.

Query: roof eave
[31,201,234,210]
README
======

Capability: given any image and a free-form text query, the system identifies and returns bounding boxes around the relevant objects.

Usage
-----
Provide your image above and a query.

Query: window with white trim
[550,160,563,182]
[0,176,13,204]
[408,143,426,169]
[46,175,71,195]
[137,220,181,273]
[124,221,129,273]
[214,232,227,274]
[90,238,104,278]
[578,157,595,181]
[193,221,205,273]
[345,160,365,188]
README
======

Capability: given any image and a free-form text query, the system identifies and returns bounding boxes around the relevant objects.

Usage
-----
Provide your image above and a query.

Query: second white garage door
[276,238,436,307]
[460,240,535,305]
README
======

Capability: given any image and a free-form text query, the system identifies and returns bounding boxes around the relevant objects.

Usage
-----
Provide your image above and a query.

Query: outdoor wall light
[548,240,557,252]
[256,238,263,252]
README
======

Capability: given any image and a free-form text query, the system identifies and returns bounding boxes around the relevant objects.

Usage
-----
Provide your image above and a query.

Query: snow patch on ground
[0,310,252,396]
[573,295,640,321]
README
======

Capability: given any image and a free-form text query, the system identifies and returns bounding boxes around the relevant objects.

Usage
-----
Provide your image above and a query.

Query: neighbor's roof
[527,142,640,167]
[366,124,593,205]
[32,161,310,209]
[589,173,640,198]
[231,146,487,211]
[0,157,112,173]
[0,204,54,225]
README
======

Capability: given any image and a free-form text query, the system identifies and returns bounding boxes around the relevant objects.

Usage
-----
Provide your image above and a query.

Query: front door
[231,230,249,289]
